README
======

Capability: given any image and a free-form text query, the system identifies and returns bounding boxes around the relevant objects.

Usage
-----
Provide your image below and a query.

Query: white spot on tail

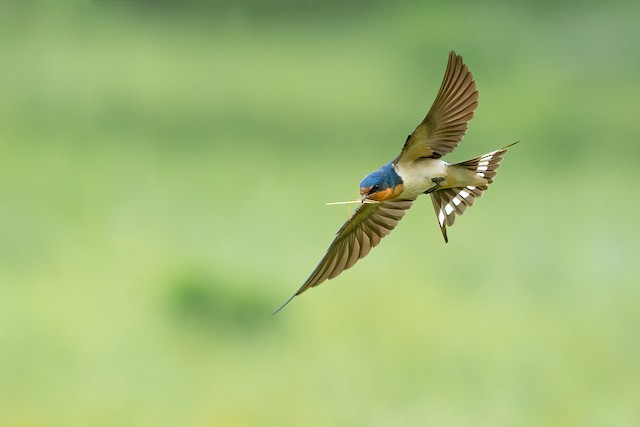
[438,211,445,225]
[445,204,454,215]
[477,172,485,177]
[467,186,476,190]
[459,190,470,198]
[477,166,488,171]
[452,196,461,206]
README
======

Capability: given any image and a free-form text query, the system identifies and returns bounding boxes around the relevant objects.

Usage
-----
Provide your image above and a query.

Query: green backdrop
[1,1,639,426]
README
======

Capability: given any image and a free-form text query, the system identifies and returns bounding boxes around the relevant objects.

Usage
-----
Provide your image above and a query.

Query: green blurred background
[1,1,639,426]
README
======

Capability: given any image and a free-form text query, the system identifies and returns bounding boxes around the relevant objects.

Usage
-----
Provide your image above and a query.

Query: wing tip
[271,293,296,316]
[448,50,465,67]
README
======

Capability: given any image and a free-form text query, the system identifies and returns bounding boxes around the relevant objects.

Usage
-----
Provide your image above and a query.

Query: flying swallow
[274,51,517,314]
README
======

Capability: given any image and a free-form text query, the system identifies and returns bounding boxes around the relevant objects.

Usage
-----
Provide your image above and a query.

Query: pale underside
[394,158,447,199]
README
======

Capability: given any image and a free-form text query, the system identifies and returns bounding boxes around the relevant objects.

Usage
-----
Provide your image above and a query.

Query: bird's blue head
[359,162,404,201]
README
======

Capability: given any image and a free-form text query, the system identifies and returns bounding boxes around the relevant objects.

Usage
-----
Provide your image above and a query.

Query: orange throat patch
[367,184,404,201]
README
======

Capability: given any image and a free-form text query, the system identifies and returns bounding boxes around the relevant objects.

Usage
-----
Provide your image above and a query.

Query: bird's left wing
[273,198,414,314]
[395,51,478,165]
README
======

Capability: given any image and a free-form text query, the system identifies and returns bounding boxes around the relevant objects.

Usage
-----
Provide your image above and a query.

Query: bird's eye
[371,184,381,192]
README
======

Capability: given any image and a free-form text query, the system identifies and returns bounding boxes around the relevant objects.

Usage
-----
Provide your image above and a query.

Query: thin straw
[325,199,379,205]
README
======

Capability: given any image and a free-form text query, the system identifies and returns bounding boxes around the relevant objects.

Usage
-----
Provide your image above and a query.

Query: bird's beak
[360,187,371,203]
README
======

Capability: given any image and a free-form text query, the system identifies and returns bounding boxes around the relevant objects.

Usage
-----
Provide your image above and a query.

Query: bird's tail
[431,142,518,242]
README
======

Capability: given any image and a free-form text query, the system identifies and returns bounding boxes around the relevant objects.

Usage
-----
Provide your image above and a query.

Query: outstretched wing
[395,51,478,165]
[273,199,414,314]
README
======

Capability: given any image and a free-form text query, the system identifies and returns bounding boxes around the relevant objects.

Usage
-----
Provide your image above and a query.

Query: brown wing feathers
[425,52,478,157]
[296,199,413,295]
[396,51,478,163]
[272,200,413,315]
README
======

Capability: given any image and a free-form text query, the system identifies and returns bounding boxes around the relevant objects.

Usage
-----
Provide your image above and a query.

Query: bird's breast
[395,159,448,198]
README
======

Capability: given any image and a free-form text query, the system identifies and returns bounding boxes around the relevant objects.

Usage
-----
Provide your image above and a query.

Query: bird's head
[359,162,404,202]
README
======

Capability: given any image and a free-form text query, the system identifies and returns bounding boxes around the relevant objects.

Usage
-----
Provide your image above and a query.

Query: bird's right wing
[273,198,414,314]
[395,51,478,165]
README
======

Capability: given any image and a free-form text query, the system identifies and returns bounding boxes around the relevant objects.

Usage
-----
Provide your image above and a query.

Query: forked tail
[431,142,519,242]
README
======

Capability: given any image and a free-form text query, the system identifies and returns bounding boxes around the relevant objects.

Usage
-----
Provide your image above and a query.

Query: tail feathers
[431,142,518,243]
[454,141,518,183]
[431,185,487,243]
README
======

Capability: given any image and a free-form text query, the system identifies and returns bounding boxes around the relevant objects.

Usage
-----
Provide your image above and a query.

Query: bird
[273,51,517,315]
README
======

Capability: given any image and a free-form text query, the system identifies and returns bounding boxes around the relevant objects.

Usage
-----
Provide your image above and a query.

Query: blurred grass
[1,1,639,426]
